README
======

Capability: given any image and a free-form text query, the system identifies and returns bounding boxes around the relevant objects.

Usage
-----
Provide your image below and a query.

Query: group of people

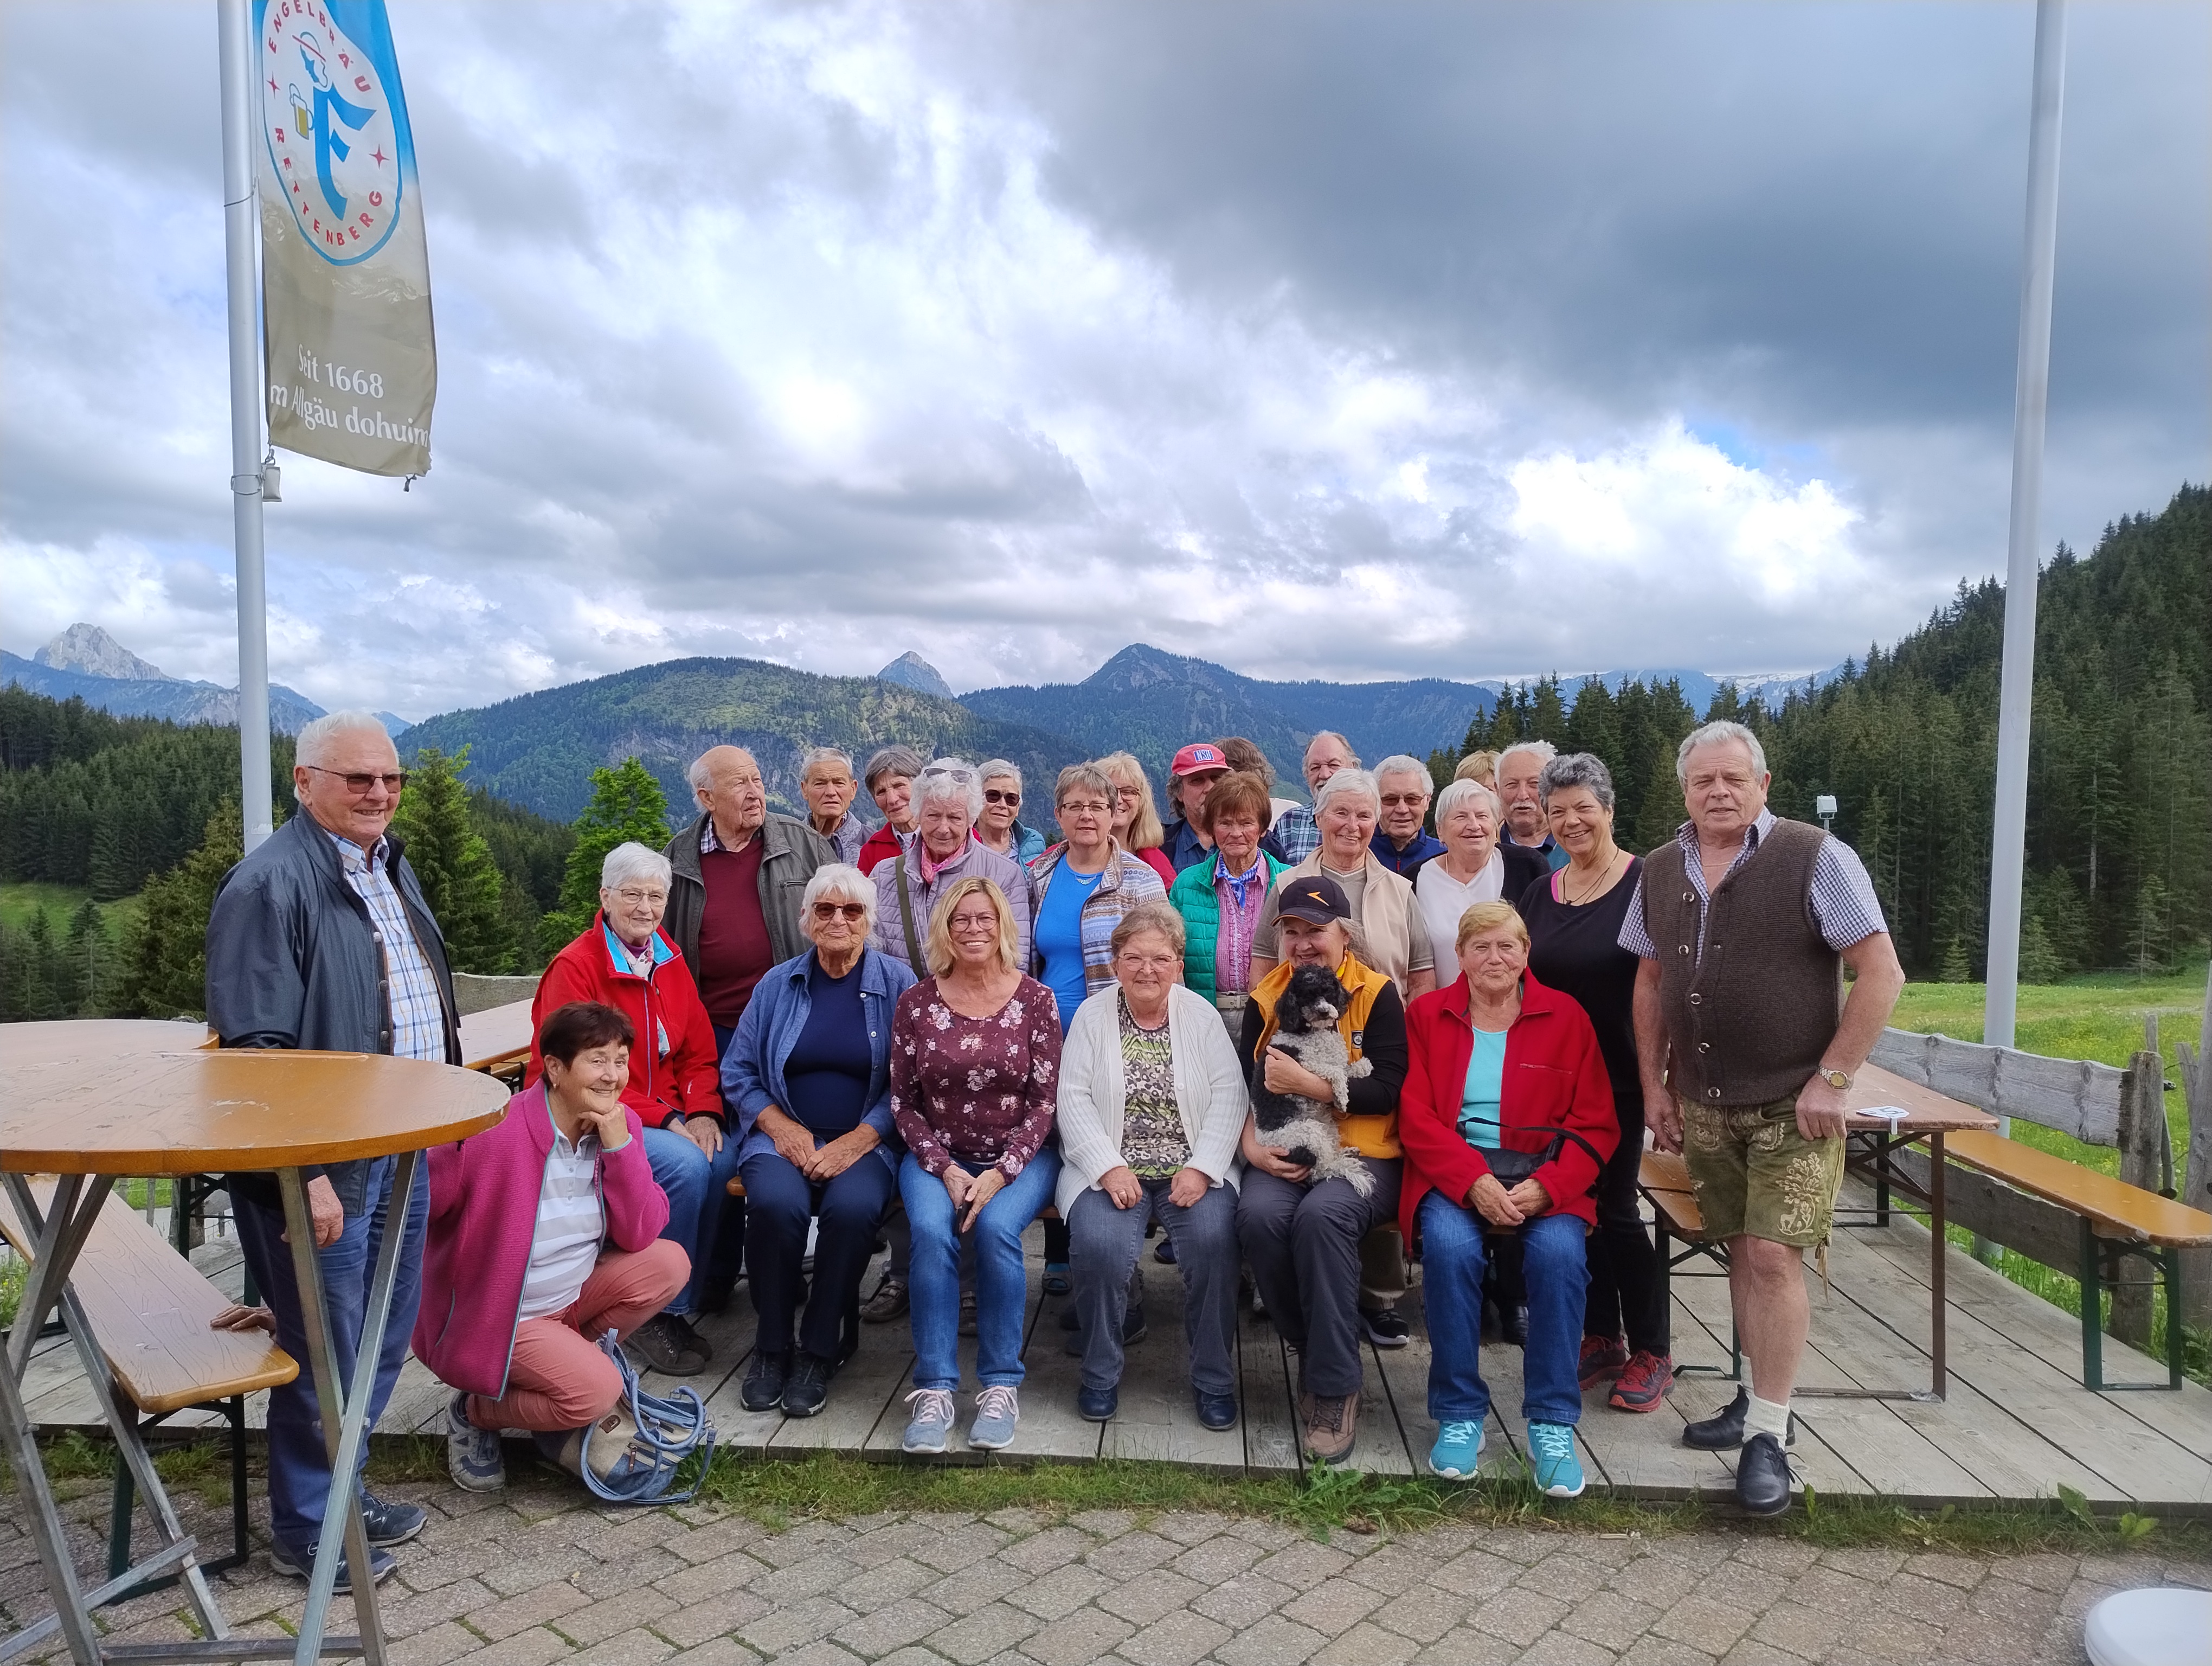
[202,704,1903,1584]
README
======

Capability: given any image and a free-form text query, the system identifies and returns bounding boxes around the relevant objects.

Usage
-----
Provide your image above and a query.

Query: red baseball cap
[1170,743,1227,777]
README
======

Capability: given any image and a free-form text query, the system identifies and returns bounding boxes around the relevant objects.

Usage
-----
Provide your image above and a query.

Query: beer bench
[1943,1129,2212,1391]
[0,1180,297,1612]
[1638,1150,1741,1382]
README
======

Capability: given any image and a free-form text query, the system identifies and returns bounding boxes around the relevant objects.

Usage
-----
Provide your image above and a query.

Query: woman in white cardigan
[1056,901,1248,1431]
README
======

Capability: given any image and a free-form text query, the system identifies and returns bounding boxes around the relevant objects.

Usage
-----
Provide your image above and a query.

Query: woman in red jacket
[1400,900,1618,1497]
[530,842,736,1377]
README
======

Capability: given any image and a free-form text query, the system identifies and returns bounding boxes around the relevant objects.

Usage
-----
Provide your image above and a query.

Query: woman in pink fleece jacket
[415,1001,688,1493]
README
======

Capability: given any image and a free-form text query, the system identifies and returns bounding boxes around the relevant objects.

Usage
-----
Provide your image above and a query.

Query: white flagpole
[1983,0,2067,1061]
[218,0,273,851]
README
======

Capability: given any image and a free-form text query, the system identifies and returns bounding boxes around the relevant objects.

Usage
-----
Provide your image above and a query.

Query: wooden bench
[1638,1150,1740,1381]
[1,1179,298,1590]
[1944,1127,2212,1391]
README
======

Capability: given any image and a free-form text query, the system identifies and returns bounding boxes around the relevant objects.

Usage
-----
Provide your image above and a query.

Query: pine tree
[120,802,244,1020]
[1939,937,1972,984]
[2017,915,2063,985]
[2131,874,2171,976]
[550,758,671,944]
[388,746,518,975]
[17,907,62,1018]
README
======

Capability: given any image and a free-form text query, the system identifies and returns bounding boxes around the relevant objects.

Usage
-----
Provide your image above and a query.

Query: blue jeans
[1418,1192,1587,1426]
[644,1123,743,1317]
[900,1150,1060,1392]
[740,1145,897,1361]
[233,1156,426,1556]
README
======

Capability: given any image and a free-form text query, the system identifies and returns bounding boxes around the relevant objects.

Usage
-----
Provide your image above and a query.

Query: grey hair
[293,710,394,798]
[1054,761,1116,808]
[915,757,982,819]
[1313,767,1380,816]
[685,746,758,793]
[1304,730,1359,765]
[1676,720,1767,785]
[863,744,924,790]
[978,758,1021,791]
[800,862,877,934]
[601,841,672,893]
[1495,739,1558,773]
[1373,754,1431,791]
[798,745,854,784]
[1539,752,1616,811]
[1110,899,1188,960]
[1435,778,1503,823]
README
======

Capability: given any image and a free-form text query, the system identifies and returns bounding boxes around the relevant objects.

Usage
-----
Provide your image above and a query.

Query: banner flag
[255,0,435,477]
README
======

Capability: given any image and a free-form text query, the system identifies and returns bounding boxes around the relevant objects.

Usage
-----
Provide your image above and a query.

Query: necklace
[1563,849,1624,906]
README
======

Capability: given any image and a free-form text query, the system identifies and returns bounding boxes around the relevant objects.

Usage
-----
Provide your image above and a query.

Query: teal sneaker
[1428,1420,1485,1479]
[1527,1421,1586,1498]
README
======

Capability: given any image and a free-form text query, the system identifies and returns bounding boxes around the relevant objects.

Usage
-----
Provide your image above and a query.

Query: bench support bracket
[2078,1220,2185,1391]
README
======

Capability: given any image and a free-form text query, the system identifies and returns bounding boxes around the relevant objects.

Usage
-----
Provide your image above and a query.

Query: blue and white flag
[255,0,435,477]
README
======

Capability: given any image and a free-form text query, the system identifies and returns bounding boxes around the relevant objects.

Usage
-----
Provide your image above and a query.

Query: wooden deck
[16,1177,2212,1514]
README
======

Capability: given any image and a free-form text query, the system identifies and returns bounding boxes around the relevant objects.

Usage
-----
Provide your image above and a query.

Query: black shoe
[628,1313,709,1376]
[357,1491,427,1548]
[1360,1305,1410,1349]
[270,1539,396,1591]
[1195,1391,1237,1431]
[959,1289,979,1337]
[741,1350,789,1412]
[1077,1385,1118,1421]
[1681,1387,1796,1451]
[1499,1304,1530,1347]
[860,1272,908,1322]
[1735,1432,1792,1515]
[781,1354,832,1418]
[1154,1236,1178,1265]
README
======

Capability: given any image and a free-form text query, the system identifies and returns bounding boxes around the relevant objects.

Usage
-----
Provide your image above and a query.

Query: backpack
[533,1331,717,1504]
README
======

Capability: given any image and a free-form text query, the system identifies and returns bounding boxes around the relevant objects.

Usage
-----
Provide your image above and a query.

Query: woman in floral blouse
[891,876,1063,1455]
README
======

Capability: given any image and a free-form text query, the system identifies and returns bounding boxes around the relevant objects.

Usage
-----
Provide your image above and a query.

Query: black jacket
[205,809,460,1210]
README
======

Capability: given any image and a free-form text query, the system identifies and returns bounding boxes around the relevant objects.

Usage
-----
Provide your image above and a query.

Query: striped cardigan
[1026,841,1167,1002]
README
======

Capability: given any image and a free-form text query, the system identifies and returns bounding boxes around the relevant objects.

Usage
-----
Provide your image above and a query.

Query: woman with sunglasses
[974,759,1047,864]
[721,864,917,1417]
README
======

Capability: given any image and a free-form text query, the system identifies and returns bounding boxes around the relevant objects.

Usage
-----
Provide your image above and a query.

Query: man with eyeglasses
[1369,755,1446,878]
[205,710,460,1590]
[662,746,837,1313]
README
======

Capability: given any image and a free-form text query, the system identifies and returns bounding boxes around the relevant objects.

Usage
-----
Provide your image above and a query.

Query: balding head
[690,746,767,845]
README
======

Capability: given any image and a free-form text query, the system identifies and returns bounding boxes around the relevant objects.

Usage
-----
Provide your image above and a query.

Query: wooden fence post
[2182,967,2212,1330]
[2110,1033,2167,1350]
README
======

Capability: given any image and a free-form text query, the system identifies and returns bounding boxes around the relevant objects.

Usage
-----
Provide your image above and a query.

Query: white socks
[1745,1392,1792,1443]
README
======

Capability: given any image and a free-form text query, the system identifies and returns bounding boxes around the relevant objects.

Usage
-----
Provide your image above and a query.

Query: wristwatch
[1819,1068,1853,1090]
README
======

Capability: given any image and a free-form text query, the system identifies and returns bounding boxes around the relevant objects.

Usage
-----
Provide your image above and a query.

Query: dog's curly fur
[1251,964,1374,1195]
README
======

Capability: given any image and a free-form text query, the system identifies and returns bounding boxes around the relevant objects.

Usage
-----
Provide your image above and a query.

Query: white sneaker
[969,1384,1020,1451]
[902,1387,956,1454]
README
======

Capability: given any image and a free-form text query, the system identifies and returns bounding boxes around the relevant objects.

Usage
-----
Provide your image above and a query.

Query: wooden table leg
[1929,1132,1947,1401]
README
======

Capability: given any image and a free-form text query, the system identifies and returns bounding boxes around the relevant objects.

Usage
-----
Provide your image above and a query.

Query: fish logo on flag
[255,0,435,477]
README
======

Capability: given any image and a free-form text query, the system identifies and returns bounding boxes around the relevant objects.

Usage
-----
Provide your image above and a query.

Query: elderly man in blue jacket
[204,710,460,1591]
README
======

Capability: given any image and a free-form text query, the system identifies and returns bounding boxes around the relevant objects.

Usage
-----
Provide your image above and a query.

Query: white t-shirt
[516,1121,606,1322]
[1416,852,1507,982]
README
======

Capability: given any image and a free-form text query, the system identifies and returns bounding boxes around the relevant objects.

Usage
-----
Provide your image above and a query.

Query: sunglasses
[304,764,409,795]
[983,789,1020,806]
[811,901,868,920]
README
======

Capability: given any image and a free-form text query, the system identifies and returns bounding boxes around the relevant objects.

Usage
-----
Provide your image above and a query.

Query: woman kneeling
[1399,902,1618,1495]
[421,1001,690,1493]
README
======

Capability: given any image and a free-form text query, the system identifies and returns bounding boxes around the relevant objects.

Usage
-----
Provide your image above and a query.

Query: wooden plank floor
[18,1184,2212,1513]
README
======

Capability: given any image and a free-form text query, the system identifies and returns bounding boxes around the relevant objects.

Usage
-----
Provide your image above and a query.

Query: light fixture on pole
[1815,794,1838,835]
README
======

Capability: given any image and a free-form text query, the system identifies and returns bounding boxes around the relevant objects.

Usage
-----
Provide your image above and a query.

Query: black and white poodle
[1250,964,1374,1195]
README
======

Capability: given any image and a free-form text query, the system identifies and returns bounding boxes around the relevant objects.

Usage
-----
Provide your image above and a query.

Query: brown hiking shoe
[1301,1389,1359,1464]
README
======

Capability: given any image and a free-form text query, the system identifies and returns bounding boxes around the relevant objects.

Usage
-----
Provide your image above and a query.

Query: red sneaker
[1609,1350,1676,1412]
[1578,1334,1629,1391]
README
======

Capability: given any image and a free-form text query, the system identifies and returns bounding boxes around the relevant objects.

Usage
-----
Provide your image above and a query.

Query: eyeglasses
[305,764,408,795]
[811,901,868,920]
[1059,799,1110,816]
[982,788,1020,806]
[922,765,974,782]
[949,914,999,934]
[610,887,668,906]
[1116,953,1179,971]
[1379,793,1429,808]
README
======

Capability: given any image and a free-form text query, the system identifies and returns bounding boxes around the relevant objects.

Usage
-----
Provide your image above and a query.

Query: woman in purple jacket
[417,1001,689,1494]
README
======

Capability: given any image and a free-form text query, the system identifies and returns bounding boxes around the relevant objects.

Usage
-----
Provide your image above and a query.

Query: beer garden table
[1,1040,507,1666]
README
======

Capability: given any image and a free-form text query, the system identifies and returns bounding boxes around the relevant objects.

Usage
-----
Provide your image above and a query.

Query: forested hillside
[1465,485,2209,978]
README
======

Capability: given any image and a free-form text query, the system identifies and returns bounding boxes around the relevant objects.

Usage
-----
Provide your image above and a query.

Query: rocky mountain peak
[876,651,953,699]
[35,623,168,682]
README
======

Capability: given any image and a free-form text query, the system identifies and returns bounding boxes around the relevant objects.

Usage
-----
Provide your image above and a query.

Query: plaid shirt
[1270,805,1321,863]
[1618,810,1886,966]
[329,831,446,1061]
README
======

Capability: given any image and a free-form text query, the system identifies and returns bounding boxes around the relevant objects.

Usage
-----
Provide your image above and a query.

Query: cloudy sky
[3,2,2205,720]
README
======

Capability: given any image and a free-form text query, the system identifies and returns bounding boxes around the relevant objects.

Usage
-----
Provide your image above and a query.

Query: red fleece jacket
[529,916,724,1130]
[1398,971,1619,1243]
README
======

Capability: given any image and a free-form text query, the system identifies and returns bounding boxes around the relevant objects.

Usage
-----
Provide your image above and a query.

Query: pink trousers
[466,1239,690,1432]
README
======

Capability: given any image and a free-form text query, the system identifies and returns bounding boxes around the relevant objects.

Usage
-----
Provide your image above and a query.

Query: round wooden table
[1,1048,509,1666]
[0,1017,211,1068]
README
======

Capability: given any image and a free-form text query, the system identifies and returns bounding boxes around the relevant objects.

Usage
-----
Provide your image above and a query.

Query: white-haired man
[1496,739,1566,872]
[1368,754,1445,878]
[1620,720,1904,1516]
[205,710,458,1588]
[1264,731,1359,864]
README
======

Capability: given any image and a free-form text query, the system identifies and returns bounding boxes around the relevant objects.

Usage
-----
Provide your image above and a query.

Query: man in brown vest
[1620,721,1903,1515]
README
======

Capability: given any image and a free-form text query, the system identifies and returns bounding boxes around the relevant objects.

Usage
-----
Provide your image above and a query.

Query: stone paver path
[5,1465,2207,1666]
